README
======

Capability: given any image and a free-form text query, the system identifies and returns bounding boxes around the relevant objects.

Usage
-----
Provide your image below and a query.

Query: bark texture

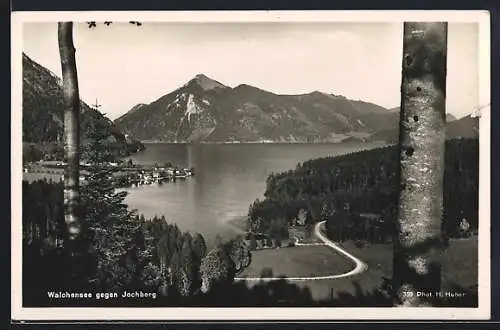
[58,22,82,245]
[394,22,448,306]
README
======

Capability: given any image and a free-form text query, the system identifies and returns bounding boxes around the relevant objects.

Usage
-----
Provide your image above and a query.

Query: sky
[22,22,479,120]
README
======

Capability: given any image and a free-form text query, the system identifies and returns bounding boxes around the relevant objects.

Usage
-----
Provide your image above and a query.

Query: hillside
[114,74,399,143]
[446,115,479,139]
[248,138,478,243]
[367,113,478,144]
[446,113,458,122]
[22,53,144,160]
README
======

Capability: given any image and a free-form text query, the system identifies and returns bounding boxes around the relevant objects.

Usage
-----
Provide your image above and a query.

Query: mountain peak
[188,74,227,91]
[309,90,327,96]
[194,73,210,80]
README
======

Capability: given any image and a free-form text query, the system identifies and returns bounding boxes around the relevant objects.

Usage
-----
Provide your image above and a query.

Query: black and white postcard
[11,10,491,321]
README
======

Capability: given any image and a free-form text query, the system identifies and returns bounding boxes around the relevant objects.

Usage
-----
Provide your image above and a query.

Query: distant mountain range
[115,74,401,143]
[368,113,478,144]
[22,54,478,147]
[115,74,477,144]
[22,53,143,158]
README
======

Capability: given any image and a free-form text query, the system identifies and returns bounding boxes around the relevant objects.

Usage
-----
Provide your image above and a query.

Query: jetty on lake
[113,165,195,188]
[22,160,195,187]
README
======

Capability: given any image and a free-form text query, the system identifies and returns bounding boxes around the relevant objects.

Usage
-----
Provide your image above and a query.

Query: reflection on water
[124,142,386,247]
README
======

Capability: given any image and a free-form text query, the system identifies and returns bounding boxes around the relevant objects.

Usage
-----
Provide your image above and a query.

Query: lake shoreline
[123,142,387,246]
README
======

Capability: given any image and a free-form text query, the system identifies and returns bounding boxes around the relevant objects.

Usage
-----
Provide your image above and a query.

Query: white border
[11,10,491,321]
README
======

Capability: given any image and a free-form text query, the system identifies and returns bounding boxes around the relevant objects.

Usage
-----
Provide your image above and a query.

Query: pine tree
[192,233,207,263]
[178,239,195,296]
[190,233,207,293]
[80,117,158,291]
[214,233,223,247]
[200,247,235,293]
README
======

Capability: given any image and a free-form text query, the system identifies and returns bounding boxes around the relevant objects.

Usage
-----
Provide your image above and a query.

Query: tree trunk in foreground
[58,22,82,247]
[394,22,448,306]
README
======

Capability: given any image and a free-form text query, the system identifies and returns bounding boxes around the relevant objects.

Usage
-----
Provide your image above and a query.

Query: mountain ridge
[22,53,144,159]
[115,74,401,143]
[366,114,479,144]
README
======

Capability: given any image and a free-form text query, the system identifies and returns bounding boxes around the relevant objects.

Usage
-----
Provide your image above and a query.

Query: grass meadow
[239,236,478,301]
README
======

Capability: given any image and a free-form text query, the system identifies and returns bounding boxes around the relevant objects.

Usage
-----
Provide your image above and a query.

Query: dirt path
[234,221,368,282]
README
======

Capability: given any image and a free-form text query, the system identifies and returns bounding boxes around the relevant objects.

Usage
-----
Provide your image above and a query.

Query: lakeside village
[22,159,195,187]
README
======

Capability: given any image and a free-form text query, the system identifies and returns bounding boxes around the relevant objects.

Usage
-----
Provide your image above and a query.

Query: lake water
[124,142,386,247]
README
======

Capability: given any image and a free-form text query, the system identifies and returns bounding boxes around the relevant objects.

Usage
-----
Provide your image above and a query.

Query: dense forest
[21,119,249,306]
[23,181,255,306]
[21,175,477,308]
[248,138,479,244]
[22,140,478,307]
[21,118,478,307]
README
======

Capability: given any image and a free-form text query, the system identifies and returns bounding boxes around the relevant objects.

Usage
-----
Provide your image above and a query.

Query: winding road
[234,221,368,282]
